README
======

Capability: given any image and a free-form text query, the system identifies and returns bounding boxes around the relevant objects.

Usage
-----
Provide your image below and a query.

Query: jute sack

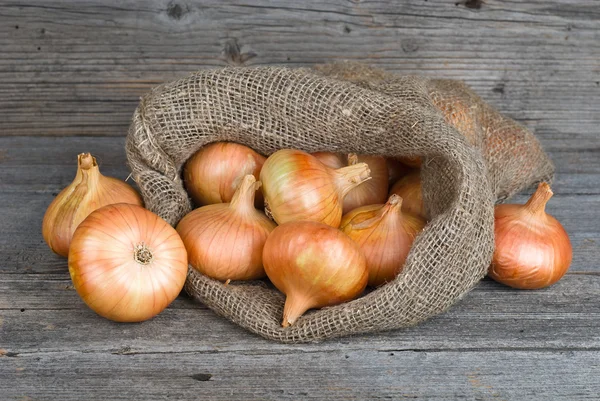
[125,63,554,343]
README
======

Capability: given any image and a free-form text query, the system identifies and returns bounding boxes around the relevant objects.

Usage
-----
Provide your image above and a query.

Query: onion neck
[351,194,403,230]
[347,153,359,166]
[75,153,101,191]
[524,182,553,216]
[332,162,372,198]
[230,174,260,215]
[282,294,313,328]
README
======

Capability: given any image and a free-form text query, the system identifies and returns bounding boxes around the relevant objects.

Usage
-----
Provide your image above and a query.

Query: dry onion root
[263,220,368,327]
[42,153,143,257]
[68,203,188,322]
[341,194,426,287]
[177,175,276,281]
[260,149,371,227]
[489,182,572,289]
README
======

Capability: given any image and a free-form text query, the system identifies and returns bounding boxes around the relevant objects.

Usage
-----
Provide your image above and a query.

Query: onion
[389,171,426,220]
[489,182,572,289]
[263,220,368,327]
[42,153,143,257]
[183,142,266,208]
[177,175,276,281]
[312,152,389,214]
[68,203,188,322]
[340,194,426,287]
[260,149,371,227]
[386,158,412,186]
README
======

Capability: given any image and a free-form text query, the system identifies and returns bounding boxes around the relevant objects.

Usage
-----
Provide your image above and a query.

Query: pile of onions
[263,220,368,327]
[312,152,389,213]
[489,182,572,289]
[177,175,276,281]
[43,142,574,327]
[389,171,426,220]
[42,153,143,257]
[68,203,188,322]
[340,194,426,287]
[260,149,371,227]
[183,142,266,208]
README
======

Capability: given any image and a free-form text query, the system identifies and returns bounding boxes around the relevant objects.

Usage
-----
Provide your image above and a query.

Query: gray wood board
[2,1,599,400]
[0,0,598,140]
[1,349,599,401]
[1,274,599,353]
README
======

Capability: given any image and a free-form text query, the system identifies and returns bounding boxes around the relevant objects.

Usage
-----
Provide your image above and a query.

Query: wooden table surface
[1,1,599,400]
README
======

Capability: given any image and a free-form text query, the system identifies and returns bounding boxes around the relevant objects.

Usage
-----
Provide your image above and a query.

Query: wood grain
[0,0,598,140]
[1,1,599,400]
[1,274,599,352]
[1,350,599,400]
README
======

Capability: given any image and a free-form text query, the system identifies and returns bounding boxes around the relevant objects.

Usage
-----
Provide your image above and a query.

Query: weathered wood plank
[0,0,598,139]
[1,349,599,401]
[1,274,599,353]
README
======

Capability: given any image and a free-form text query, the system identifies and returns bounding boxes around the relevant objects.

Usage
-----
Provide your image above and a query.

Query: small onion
[386,158,412,186]
[183,142,266,208]
[340,194,426,287]
[389,171,426,220]
[312,152,389,214]
[177,175,276,281]
[42,153,143,257]
[263,220,368,327]
[68,203,188,322]
[489,182,572,289]
[260,149,371,227]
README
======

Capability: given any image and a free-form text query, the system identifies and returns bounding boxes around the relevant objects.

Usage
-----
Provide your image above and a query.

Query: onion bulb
[312,152,389,214]
[42,153,143,257]
[68,203,188,322]
[389,171,426,220]
[340,194,426,287]
[263,220,368,327]
[183,142,266,208]
[260,149,371,227]
[177,175,276,281]
[489,182,572,289]
[386,158,412,186]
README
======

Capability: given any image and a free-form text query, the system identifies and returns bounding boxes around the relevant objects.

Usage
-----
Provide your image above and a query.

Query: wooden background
[1,1,599,400]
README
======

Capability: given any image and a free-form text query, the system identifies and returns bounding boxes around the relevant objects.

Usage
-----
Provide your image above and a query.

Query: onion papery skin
[260,149,370,227]
[68,203,188,323]
[312,152,389,214]
[177,175,276,281]
[262,220,368,327]
[340,195,426,287]
[489,183,572,289]
[389,171,426,220]
[43,153,143,257]
[183,142,266,208]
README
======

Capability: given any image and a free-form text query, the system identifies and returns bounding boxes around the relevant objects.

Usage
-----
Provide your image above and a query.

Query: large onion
[263,220,368,327]
[183,142,266,208]
[489,182,572,289]
[68,203,188,322]
[260,149,371,227]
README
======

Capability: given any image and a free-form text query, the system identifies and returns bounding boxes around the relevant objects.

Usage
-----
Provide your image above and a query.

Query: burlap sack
[125,63,554,343]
